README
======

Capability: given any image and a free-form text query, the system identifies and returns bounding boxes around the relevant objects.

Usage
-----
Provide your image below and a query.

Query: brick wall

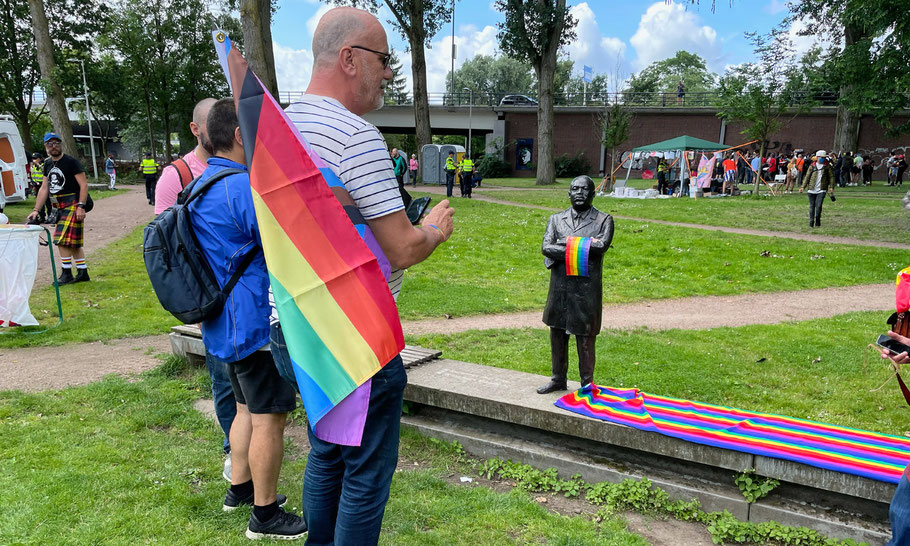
[503,108,910,177]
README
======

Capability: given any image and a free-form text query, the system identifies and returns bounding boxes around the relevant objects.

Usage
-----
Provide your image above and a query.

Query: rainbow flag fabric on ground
[556,384,910,483]
[565,236,591,277]
[213,31,404,446]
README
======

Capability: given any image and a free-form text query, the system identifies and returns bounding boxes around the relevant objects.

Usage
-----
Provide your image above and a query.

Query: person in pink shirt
[154,98,217,214]
[409,153,418,187]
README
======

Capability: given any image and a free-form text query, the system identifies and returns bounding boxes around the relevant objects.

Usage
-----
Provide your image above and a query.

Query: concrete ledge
[403,359,892,544]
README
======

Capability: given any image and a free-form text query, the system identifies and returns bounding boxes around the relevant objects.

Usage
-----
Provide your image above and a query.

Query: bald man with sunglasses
[277,7,454,545]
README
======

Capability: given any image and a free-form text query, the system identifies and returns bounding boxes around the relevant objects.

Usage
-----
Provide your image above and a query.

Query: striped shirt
[269,95,405,325]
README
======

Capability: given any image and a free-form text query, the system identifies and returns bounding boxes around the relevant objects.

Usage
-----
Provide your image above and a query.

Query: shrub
[554,152,592,177]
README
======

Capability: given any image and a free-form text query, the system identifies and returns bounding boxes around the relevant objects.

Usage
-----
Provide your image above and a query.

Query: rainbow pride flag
[556,384,910,483]
[213,31,404,446]
[565,236,591,277]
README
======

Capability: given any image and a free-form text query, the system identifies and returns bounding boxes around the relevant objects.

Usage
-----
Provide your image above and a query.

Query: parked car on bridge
[499,94,538,106]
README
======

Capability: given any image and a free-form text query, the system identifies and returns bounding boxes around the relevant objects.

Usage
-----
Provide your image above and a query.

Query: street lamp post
[67,58,97,179]
[463,87,472,157]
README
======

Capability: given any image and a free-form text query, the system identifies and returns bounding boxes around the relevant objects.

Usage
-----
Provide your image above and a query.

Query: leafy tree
[496,0,577,185]
[716,33,809,198]
[0,0,45,154]
[103,0,238,158]
[385,48,409,104]
[626,51,718,97]
[789,0,910,149]
[330,0,454,153]
[598,101,632,192]
[445,54,533,98]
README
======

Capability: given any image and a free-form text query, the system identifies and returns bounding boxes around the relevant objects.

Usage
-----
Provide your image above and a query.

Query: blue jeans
[270,323,298,391]
[205,351,236,454]
[303,355,407,546]
[889,473,910,545]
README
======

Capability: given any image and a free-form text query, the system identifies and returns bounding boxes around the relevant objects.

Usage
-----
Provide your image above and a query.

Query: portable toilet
[0,116,27,210]
[420,144,442,184]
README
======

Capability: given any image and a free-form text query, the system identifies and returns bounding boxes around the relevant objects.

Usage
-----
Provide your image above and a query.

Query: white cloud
[305,4,333,37]
[273,42,314,94]
[629,1,722,72]
[565,3,629,89]
[764,0,787,15]
[413,24,500,96]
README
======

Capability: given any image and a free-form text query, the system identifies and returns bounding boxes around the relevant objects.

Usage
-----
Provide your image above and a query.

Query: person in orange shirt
[722,154,737,194]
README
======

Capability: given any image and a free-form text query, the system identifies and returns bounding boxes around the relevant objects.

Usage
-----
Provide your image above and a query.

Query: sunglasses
[351,45,392,69]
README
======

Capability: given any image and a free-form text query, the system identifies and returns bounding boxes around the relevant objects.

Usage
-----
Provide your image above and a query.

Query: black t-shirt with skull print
[42,154,84,195]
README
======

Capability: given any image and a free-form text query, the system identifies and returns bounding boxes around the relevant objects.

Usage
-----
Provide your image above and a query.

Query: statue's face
[569,179,594,211]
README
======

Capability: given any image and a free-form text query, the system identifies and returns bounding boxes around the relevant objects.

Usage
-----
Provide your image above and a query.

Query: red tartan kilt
[51,193,84,248]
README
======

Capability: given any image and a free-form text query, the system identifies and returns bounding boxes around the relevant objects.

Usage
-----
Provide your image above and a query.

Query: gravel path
[419,184,910,250]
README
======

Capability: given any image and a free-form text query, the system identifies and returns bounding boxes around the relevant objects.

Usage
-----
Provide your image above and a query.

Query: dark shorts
[227,350,297,414]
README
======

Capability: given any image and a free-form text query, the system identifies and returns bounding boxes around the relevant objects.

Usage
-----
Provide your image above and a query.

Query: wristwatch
[76,202,85,209]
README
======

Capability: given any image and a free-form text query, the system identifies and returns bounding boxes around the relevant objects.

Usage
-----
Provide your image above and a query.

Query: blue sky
[270,0,811,94]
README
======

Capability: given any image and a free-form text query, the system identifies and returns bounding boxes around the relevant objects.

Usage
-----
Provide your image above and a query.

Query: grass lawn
[2,188,127,224]
[408,310,908,436]
[3,196,904,347]
[483,182,909,243]
[0,359,642,545]
[398,195,903,320]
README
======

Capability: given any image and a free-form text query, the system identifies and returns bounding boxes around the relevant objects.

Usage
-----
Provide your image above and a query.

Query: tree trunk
[240,0,279,97]
[608,146,615,193]
[404,5,432,153]
[833,22,865,153]
[27,0,77,157]
[536,60,556,185]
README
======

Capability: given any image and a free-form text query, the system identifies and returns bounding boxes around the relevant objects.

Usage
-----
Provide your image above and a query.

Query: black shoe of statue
[56,269,75,285]
[536,380,568,395]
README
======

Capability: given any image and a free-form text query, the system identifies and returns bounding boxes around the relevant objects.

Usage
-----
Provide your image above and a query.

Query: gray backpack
[143,168,260,324]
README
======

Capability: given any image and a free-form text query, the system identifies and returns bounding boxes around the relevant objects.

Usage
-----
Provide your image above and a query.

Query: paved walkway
[419,184,910,250]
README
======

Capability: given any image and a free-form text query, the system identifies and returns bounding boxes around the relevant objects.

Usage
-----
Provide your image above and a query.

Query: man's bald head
[193,98,217,127]
[312,7,382,69]
[191,98,217,156]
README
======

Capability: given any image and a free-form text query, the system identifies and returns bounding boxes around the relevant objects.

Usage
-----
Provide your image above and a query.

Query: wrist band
[426,223,446,242]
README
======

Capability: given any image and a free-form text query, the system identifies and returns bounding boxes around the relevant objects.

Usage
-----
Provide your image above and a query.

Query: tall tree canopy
[626,51,718,97]
[496,0,576,185]
[445,54,533,98]
[330,0,453,152]
[789,0,910,147]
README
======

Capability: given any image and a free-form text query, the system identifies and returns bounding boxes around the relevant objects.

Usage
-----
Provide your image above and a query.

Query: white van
[0,115,28,210]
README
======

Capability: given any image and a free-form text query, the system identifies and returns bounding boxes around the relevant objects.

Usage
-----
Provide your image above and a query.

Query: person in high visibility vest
[140,152,159,205]
[656,157,669,195]
[459,155,475,198]
[28,153,53,221]
[444,150,457,198]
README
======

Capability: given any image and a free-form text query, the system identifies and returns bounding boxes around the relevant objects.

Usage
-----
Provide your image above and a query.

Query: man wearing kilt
[27,133,91,284]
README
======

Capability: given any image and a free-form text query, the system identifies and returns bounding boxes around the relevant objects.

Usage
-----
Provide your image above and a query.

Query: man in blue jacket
[190,98,306,540]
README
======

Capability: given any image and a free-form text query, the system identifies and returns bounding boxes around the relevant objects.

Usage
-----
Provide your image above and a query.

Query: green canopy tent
[619,135,728,194]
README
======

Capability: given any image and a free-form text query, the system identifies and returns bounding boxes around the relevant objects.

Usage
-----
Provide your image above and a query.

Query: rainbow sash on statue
[565,236,592,277]
[213,31,404,446]
[556,384,910,483]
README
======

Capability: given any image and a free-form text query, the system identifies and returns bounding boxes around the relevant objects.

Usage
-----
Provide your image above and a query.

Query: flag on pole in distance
[583,65,593,84]
[212,30,404,446]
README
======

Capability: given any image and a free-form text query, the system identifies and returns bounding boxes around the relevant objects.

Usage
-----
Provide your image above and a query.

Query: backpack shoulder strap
[181,168,245,207]
[169,158,194,188]
[222,244,262,296]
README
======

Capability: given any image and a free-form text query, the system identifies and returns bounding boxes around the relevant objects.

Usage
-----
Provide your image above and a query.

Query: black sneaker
[56,269,75,286]
[223,490,287,512]
[73,269,90,283]
[245,508,307,541]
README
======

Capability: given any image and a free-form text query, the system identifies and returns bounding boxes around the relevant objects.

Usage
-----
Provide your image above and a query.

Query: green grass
[0,359,643,545]
[4,197,902,348]
[483,183,909,243]
[480,177,576,188]
[398,195,903,320]
[409,310,908,436]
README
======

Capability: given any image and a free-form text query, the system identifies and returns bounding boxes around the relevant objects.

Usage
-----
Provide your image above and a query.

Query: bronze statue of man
[538,175,614,394]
